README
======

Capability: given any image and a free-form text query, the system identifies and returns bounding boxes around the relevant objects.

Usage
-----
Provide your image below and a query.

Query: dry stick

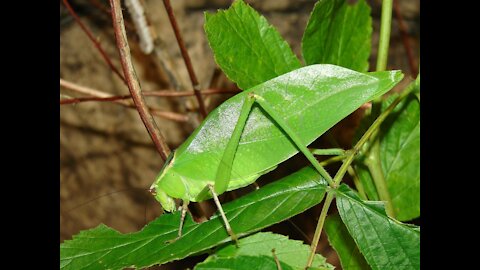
[109,0,171,160]
[62,0,126,83]
[144,88,240,97]
[162,0,208,118]
[393,0,418,77]
[60,88,240,104]
[60,79,189,122]
[60,95,131,104]
[89,0,136,31]
[61,78,239,99]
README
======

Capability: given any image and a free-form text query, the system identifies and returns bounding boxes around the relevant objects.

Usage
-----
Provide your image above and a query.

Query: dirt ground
[60,0,419,268]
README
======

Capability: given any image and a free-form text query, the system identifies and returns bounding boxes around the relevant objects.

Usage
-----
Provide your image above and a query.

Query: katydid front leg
[165,200,190,243]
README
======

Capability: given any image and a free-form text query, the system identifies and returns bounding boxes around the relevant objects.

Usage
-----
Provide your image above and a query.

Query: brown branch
[109,0,173,160]
[61,78,239,99]
[162,0,208,118]
[60,78,122,98]
[393,0,418,78]
[88,0,136,32]
[143,88,240,97]
[62,0,126,83]
[60,95,132,104]
[60,79,189,122]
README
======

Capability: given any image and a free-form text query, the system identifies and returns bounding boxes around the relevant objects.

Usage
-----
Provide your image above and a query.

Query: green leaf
[195,256,294,270]
[204,0,301,90]
[335,185,420,270]
[325,214,370,270]
[60,166,328,270]
[159,65,403,203]
[379,93,420,221]
[302,0,372,72]
[205,232,333,270]
[353,90,420,221]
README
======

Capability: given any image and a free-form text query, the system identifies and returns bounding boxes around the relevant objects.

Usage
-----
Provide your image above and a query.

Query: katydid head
[149,150,184,212]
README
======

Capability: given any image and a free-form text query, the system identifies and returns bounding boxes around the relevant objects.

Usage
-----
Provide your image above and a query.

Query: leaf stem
[376,0,393,71]
[365,153,395,217]
[319,155,346,167]
[305,191,334,269]
[347,166,368,200]
[310,148,345,156]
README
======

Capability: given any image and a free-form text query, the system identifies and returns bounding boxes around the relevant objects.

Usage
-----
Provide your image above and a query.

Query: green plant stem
[306,81,418,269]
[319,155,346,167]
[364,0,395,219]
[347,166,367,200]
[310,148,345,156]
[376,0,393,71]
[305,191,334,269]
[365,150,395,217]
[333,80,417,187]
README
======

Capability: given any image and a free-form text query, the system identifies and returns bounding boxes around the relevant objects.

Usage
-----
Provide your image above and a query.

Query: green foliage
[60,167,328,269]
[302,0,372,72]
[353,92,420,220]
[60,0,420,269]
[198,232,334,270]
[379,93,420,220]
[204,0,301,90]
[325,214,370,270]
[195,256,294,270]
[336,185,420,270]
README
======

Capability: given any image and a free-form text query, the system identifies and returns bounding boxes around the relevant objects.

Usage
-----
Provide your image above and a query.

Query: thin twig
[60,78,239,99]
[62,0,126,83]
[59,94,189,122]
[109,0,171,160]
[88,0,136,31]
[143,88,240,97]
[60,78,114,98]
[393,0,418,77]
[162,0,208,118]
[60,95,131,104]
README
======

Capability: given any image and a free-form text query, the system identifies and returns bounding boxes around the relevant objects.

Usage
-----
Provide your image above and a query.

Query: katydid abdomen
[151,64,402,211]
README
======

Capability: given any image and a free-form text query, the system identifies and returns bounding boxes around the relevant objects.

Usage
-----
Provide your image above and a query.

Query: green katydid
[149,64,402,244]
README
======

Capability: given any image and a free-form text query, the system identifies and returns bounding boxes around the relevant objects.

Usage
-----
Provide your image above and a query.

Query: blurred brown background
[60,0,419,268]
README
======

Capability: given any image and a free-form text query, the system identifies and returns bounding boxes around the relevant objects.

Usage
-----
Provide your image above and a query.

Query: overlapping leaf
[336,185,420,270]
[201,232,333,270]
[204,0,301,90]
[353,91,420,221]
[302,0,372,72]
[379,93,420,221]
[60,166,328,270]
[325,214,370,270]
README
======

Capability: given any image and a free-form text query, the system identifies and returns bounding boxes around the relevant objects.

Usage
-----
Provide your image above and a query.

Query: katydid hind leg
[214,95,255,194]
[252,94,335,186]
[208,184,239,247]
